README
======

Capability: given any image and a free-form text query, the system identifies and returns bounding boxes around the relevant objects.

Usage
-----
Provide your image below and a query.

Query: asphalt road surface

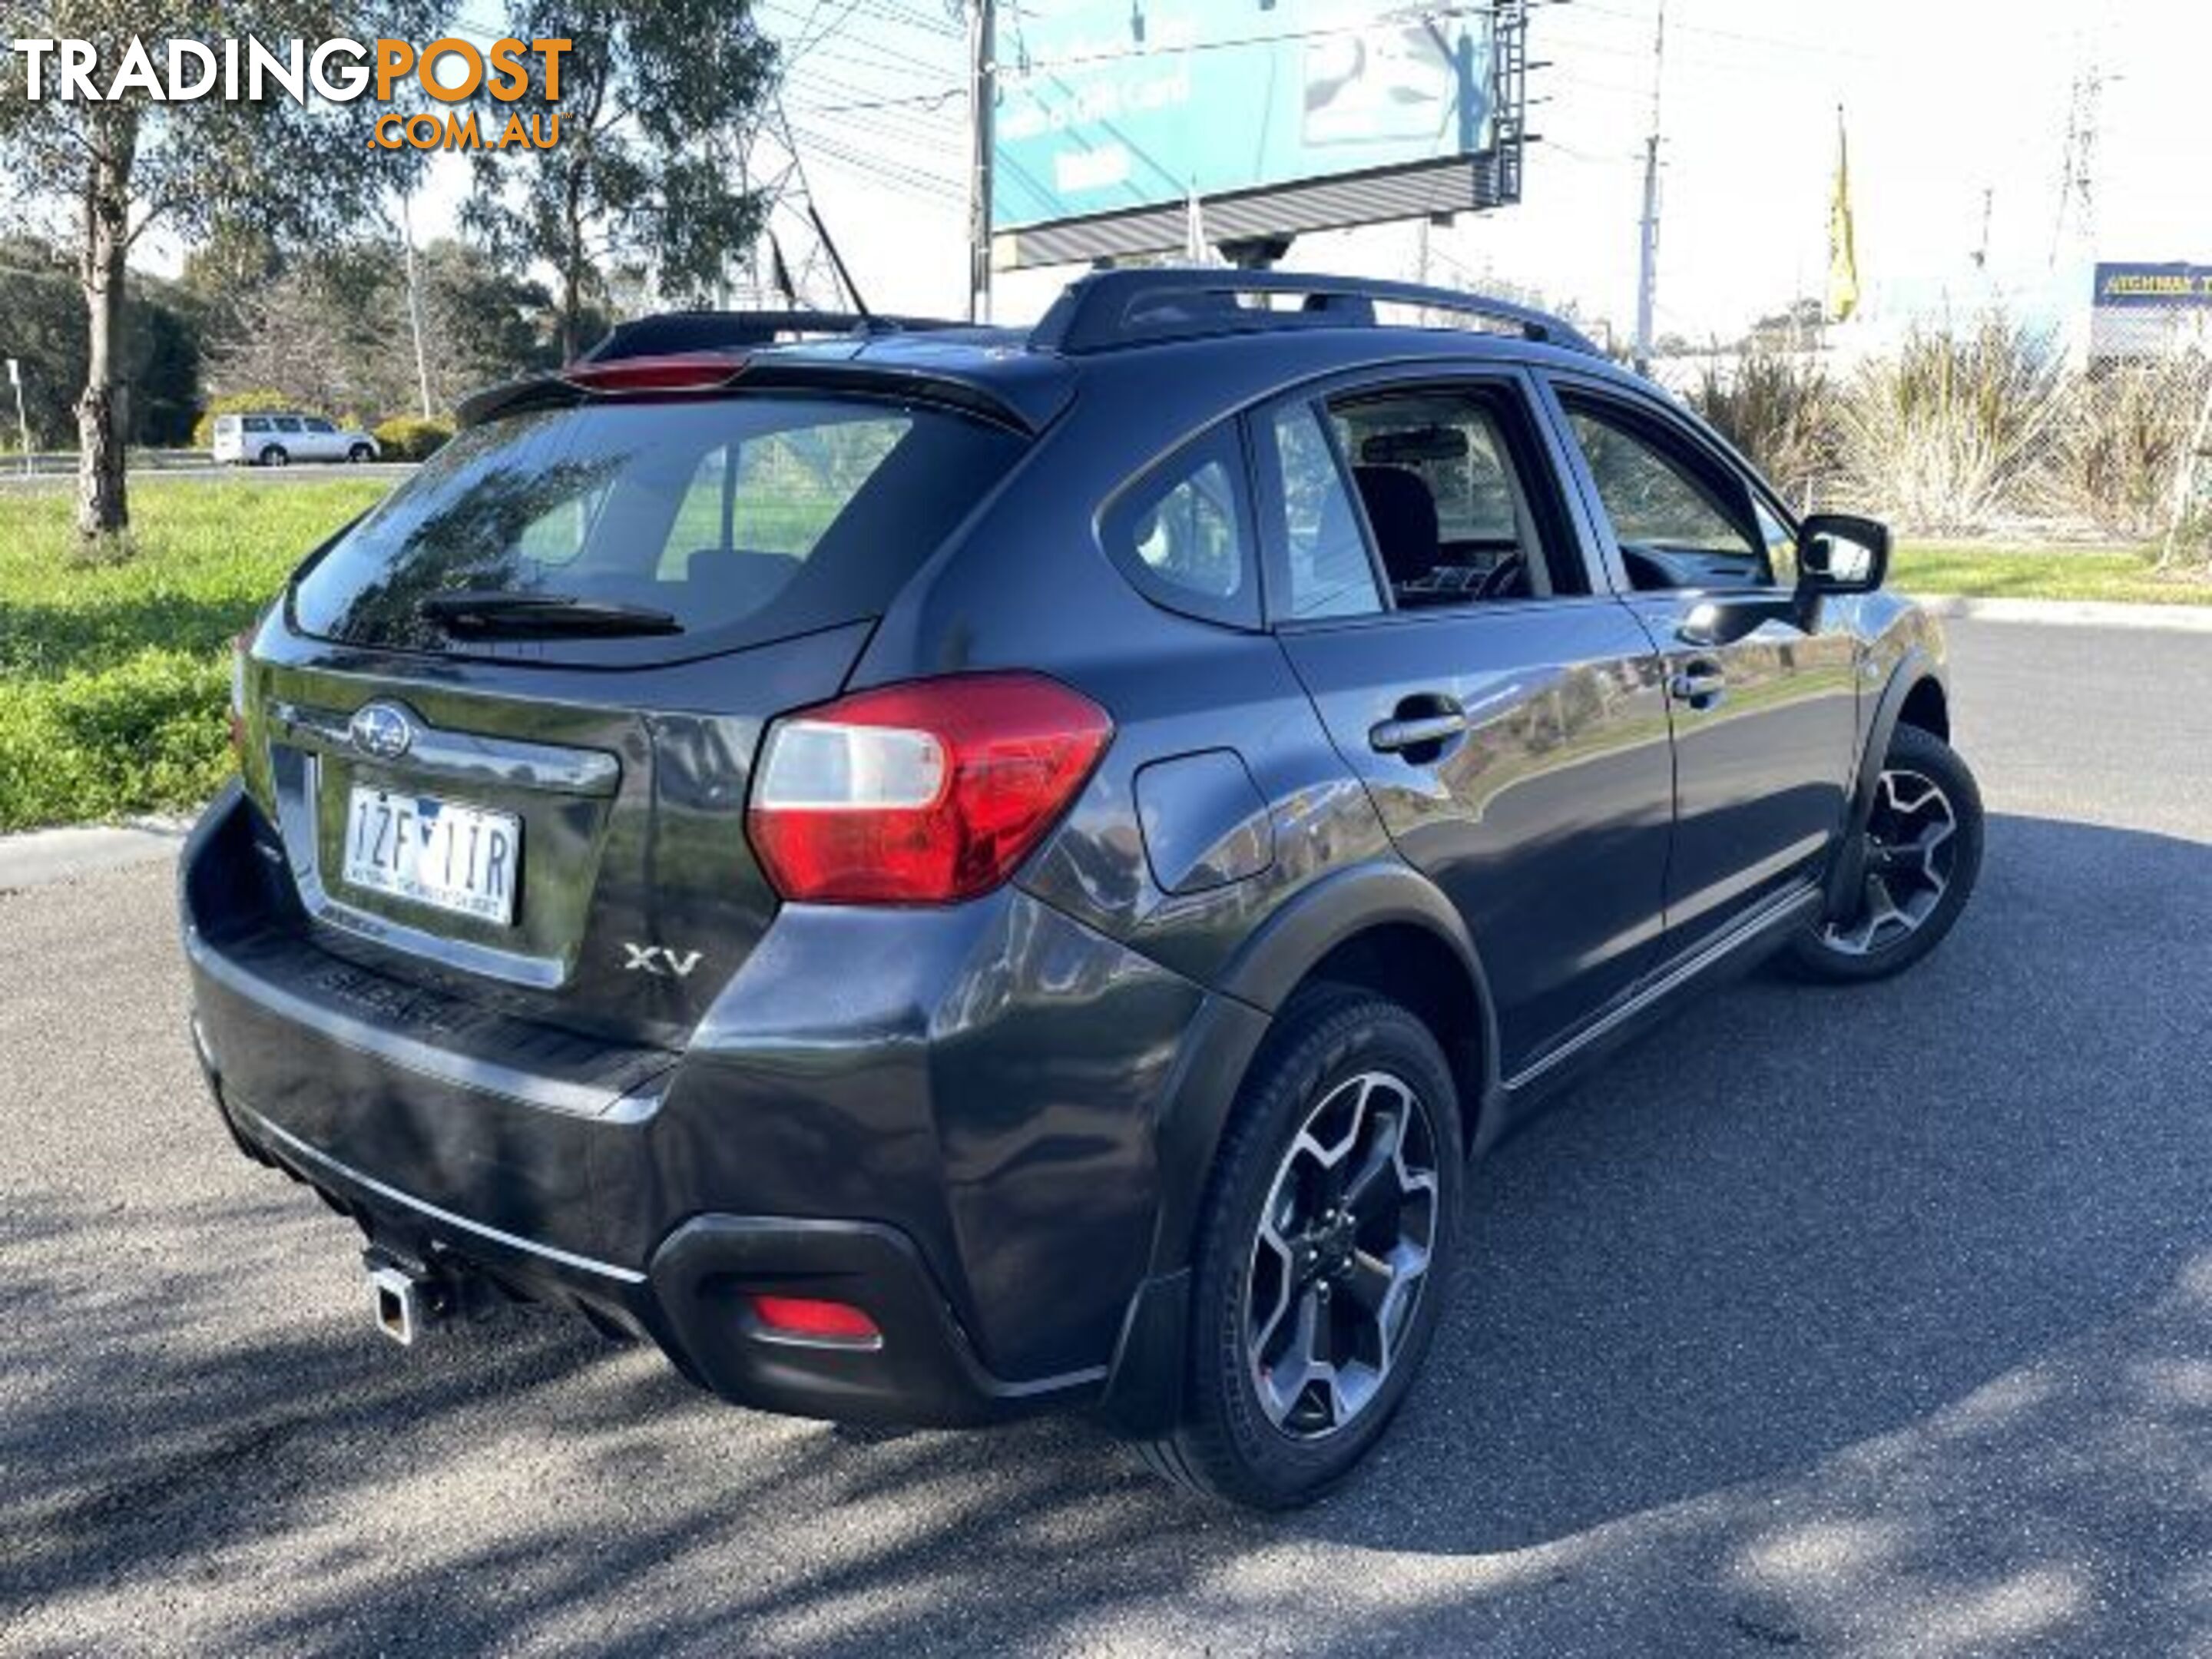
[4,618,2209,1657]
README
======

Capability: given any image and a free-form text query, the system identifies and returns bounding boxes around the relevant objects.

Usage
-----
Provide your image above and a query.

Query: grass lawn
[0,479,386,832]
[1893,541,2212,607]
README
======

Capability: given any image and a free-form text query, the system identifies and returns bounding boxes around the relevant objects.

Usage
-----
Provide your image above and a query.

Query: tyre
[1140,985,1462,1508]
[347,443,373,463]
[259,445,289,467]
[1786,723,1983,983]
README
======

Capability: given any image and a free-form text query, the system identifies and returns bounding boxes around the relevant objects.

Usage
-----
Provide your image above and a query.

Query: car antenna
[806,203,878,330]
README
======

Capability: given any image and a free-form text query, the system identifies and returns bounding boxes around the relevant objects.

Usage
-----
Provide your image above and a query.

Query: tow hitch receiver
[365,1250,449,1347]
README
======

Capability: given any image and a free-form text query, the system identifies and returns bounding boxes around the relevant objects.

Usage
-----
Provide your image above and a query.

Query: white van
[210,412,380,466]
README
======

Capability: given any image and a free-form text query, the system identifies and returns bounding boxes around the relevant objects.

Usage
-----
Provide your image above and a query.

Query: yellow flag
[1828,107,1860,323]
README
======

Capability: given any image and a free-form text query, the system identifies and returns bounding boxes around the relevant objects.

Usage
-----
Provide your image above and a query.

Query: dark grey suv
[181,271,1982,1507]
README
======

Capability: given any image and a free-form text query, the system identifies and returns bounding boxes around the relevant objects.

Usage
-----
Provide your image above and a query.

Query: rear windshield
[290,394,1022,664]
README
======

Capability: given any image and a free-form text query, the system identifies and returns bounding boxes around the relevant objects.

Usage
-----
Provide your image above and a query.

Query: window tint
[1101,426,1256,627]
[274,417,304,433]
[243,416,271,432]
[1265,404,1382,619]
[1323,386,1582,606]
[291,396,1023,664]
[1561,400,1771,590]
[306,418,336,433]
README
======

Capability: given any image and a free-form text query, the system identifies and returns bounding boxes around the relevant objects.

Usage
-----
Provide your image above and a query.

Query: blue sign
[2094,263,2212,309]
[992,0,1496,231]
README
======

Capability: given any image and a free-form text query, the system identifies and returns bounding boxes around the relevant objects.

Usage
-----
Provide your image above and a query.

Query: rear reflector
[748,1294,882,1346]
[748,672,1112,905]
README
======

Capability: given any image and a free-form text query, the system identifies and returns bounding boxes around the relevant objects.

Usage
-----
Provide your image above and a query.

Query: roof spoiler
[577,310,968,365]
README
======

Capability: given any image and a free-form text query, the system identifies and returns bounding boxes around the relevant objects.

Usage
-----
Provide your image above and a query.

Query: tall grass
[2041,356,2212,539]
[1835,319,2066,535]
[1689,348,1835,507]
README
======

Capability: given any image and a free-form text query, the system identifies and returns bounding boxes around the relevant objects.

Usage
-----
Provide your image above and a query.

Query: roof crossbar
[1028,270,1603,359]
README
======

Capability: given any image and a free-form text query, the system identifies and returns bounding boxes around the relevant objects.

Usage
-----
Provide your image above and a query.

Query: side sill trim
[1504,882,1823,1094]
[239,1107,649,1285]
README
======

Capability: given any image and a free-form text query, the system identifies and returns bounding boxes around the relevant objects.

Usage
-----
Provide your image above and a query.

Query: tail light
[561,353,747,394]
[747,672,1112,905]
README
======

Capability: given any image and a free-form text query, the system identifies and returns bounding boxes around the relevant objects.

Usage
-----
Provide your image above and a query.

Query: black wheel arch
[1104,869,1498,1438]
[1148,859,1501,1278]
[1826,648,1950,919]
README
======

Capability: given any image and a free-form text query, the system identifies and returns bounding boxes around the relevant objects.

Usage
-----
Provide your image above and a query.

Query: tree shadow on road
[6,813,2210,1656]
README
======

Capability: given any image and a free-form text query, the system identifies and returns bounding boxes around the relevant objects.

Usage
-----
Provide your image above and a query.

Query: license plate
[341,786,520,925]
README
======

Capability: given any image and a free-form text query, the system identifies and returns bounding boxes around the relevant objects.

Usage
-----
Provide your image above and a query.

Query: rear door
[1541,376,1859,956]
[1262,368,1675,1078]
[245,389,1026,1048]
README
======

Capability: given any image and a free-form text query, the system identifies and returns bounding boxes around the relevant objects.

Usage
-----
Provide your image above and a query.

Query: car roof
[460,272,1662,440]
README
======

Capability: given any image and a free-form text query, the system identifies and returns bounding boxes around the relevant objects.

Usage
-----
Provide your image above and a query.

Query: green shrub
[192,389,316,452]
[373,415,454,461]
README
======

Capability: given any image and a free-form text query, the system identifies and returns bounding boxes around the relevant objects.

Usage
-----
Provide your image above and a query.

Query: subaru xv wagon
[182,271,1982,1508]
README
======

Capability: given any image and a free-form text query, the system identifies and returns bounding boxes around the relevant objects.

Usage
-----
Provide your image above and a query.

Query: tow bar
[363,1248,452,1347]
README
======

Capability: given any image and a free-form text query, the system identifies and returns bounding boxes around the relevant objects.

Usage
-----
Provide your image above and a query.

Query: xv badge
[623,944,703,979]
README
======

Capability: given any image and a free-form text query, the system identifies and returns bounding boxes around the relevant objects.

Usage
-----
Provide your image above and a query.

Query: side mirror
[1797,513,1891,595]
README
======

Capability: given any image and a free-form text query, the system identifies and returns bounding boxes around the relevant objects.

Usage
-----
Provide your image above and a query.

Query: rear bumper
[207,1078,1084,1425]
[180,782,1230,1429]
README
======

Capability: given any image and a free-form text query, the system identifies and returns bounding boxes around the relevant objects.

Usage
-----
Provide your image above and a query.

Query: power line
[1000,6,1501,75]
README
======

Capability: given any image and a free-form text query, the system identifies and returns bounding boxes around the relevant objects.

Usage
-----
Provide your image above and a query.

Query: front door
[1258,373,1676,1078]
[1545,382,1860,958]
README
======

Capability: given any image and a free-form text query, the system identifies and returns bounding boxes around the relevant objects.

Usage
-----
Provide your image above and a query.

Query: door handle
[1667,661,1727,705]
[1369,700,1469,753]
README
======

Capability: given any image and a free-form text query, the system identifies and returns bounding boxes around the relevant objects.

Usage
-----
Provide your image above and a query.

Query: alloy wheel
[1823,766,1959,956]
[1244,1070,1439,1440]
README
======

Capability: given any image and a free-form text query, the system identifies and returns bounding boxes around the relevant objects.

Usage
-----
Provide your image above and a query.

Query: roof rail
[1028,269,1603,359]
[579,310,969,364]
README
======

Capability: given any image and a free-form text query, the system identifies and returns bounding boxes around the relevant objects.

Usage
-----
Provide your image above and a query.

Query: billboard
[2093,263,2212,309]
[990,0,1523,268]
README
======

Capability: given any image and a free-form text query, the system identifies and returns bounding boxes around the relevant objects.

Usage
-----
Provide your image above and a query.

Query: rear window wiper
[418,591,683,637]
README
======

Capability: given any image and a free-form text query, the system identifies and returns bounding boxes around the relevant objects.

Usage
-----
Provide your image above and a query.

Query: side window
[274,416,304,434]
[306,418,336,434]
[1101,425,1257,628]
[1754,498,1799,587]
[1322,384,1586,608]
[1261,403,1382,620]
[243,416,270,433]
[1560,399,1772,591]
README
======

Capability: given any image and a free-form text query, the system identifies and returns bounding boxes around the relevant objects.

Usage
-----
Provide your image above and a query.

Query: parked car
[181,273,1982,1508]
[211,411,379,466]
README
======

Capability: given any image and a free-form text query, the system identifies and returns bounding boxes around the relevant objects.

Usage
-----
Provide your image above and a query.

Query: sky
[350,1,2212,341]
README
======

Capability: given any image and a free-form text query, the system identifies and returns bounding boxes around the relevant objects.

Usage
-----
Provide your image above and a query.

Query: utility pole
[967,0,997,323]
[2049,57,2103,268]
[398,192,435,419]
[1632,0,1666,374]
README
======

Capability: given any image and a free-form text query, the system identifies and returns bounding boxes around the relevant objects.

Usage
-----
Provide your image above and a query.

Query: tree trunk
[559,165,585,362]
[76,111,137,541]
